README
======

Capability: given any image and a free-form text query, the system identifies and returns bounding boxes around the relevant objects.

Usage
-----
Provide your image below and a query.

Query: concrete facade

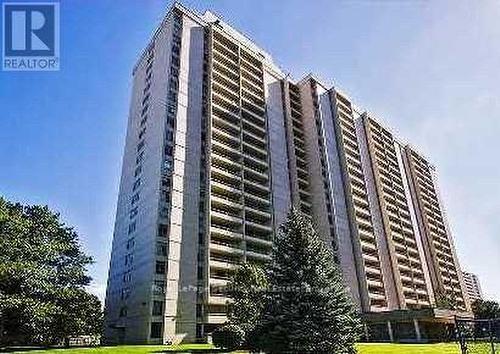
[463,272,483,302]
[105,3,471,344]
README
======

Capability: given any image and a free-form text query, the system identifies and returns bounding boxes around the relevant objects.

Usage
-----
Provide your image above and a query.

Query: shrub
[212,324,245,351]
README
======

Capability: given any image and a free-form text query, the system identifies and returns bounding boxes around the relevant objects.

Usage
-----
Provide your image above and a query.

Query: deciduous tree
[0,197,103,346]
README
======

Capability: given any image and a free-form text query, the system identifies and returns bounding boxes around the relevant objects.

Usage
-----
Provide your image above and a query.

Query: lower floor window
[150,322,163,339]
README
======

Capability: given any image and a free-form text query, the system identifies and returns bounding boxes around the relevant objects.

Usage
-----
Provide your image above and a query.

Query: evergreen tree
[227,262,267,332]
[256,209,362,354]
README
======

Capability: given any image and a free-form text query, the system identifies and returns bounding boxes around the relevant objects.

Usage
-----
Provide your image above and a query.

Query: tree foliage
[211,324,245,351]
[0,197,103,346]
[472,299,500,319]
[227,262,267,332]
[434,292,458,310]
[223,209,362,353]
[256,210,362,353]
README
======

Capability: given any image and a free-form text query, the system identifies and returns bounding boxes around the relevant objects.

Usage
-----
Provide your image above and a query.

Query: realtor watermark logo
[2,2,59,71]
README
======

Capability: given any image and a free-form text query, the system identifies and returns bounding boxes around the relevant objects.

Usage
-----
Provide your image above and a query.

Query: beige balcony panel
[246,220,272,233]
[210,242,244,256]
[245,235,272,246]
[246,251,271,261]
[209,277,229,287]
[206,314,228,324]
[211,226,243,241]
[211,210,242,224]
[210,259,238,271]
[207,294,232,305]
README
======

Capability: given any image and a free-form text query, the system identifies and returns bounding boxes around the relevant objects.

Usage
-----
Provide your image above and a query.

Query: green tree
[227,262,267,334]
[256,209,362,354]
[434,292,458,310]
[0,197,103,346]
[472,299,500,319]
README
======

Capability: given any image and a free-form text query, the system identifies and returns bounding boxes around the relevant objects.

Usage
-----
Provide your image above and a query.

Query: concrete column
[387,321,394,342]
[414,319,422,342]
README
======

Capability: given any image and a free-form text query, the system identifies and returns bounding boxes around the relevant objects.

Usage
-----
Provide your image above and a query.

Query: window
[153,280,165,295]
[134,165,142,177]
[125,253,133,266]
[150,322,163,339]
[123,271,132,283]
[163,159,173,174]
[165,129,174,143]
[156,242,168,257]
[138,127,146,140]
[137,140,145,152]
[167,103,176,115]
[152,301,164,316]
[128,221,136,234]
[170,66,179,77]
[164,145,173,156]
[136,151,144,165]
[129,206,138,219]
[158,224,169,238]
[131,193,140,205]
[132,179,141,191]
[121,287,130,300]
[126,238,135,250]
[155,261,165,274]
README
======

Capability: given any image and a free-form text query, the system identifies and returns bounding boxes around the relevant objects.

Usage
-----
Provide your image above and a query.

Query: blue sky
[1,0,499,302]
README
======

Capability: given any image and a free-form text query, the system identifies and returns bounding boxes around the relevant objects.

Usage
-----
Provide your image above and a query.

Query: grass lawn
[7,342,462,353]
[357,343,460,353]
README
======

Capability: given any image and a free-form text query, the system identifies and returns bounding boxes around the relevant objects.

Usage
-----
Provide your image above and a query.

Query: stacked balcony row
[364,117,430,308]
[333,93,388,310]
[207,30,273,317]
[405,148,466,309]
[288,83,312,214]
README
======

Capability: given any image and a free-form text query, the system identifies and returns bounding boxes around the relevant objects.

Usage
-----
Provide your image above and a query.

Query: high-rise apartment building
[104,3,471,344]
[463,272,483,302]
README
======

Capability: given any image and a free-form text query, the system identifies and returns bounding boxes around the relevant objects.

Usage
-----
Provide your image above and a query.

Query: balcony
[212,42,238,64]
[240,66,263,87]
[242,117,266,136]
[244,167,268,185]
[211,195,243,216]
[212,91,239,116]
[212,81,239,103]
[245,206,271,223]
[210,259,238,271]
[246,250,271,262]
[212,140,241,162]
[210,242,244,257]
[212,104,240,127]
[244,155,268,175]
[246,234,272,246]
[209,277,229,287]
[244,193,271,211]
[211,165,241,185]
[211,225,243,241]
[241,76,263,97]
[211,208,242,224]
[206,313,227,324]
[208,294,231,305]
[243,142,267,161]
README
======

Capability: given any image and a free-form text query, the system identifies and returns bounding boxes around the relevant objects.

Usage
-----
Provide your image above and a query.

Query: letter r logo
[3,3,58,57]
